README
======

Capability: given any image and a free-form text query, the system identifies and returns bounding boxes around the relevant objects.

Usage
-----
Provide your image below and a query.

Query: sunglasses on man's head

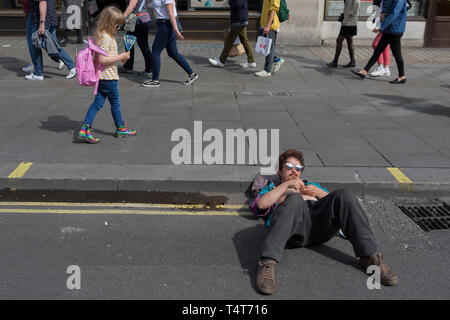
[285,163,304,172]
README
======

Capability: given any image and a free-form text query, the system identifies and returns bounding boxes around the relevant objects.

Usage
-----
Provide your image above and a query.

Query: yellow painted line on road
[387,167,413,184]
[0,208,251,216]
[7,162,33,178]
[0,201,247,210]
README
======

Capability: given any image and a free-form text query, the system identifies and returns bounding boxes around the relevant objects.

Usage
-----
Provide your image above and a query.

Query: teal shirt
[251,180,329,227]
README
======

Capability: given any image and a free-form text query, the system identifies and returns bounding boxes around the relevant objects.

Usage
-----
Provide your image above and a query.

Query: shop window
[185,0,261,11]
[325,0,427,18]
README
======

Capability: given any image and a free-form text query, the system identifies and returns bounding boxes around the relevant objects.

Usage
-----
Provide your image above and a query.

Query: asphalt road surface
[0,192,449,300]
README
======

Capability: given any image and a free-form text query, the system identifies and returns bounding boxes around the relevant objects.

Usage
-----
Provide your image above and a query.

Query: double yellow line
[0,201,251,216]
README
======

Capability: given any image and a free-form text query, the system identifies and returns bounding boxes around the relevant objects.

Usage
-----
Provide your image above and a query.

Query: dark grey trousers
[261,189,378,263]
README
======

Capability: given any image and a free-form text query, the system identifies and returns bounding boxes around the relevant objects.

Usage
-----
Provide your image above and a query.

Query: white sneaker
[383,68,391,77]
[208,57,224,68]
[370,66,385,77]
[22,64,34,73]
[25,73,44,80]
[66,67,76,79]
[240,62,256,68]
[58,60,64,70]
[255,70,272,77]
[272,58,285,73]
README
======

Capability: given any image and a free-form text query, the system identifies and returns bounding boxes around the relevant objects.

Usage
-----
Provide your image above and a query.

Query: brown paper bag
[229,43,245,57]
[224,28,245,58]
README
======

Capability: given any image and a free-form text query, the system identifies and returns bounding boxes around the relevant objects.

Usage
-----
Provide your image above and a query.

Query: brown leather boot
[360,253,399,286]
[256,259,277,295]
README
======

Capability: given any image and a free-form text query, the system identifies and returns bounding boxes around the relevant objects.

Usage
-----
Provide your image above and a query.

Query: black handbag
[338,13,344,22]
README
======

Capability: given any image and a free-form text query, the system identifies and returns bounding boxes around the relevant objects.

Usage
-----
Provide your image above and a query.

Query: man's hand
[301,184,328,199]
[281,179,305,196]
[372,27,380,33]
[263,26,270,35]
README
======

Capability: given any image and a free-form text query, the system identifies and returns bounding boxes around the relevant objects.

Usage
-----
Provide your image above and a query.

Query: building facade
[1,0,449,47]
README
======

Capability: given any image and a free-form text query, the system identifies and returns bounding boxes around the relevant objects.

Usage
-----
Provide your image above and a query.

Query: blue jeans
[29,24,75,76]
[258,29,280,73]
[151,20,193,81]
[83,80,124,128]
[26,15,33,64]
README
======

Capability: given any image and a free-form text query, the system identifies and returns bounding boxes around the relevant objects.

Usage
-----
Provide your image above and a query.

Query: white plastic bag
[255,35,272,56]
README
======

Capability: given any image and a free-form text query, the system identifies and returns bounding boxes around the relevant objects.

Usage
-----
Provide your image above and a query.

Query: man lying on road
[251,149,398,295]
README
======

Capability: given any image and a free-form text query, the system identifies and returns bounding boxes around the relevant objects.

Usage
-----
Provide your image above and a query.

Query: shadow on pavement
[232,224,267,294]
[364,94,450,117]
[0,57,32,77]
[39,115,115,142]
[304,242,360,271]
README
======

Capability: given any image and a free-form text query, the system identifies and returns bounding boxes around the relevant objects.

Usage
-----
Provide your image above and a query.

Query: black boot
[343,61,355,68]
[327,61,338,68]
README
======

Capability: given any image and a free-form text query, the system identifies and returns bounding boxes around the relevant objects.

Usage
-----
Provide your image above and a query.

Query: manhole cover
[396,201,450,232]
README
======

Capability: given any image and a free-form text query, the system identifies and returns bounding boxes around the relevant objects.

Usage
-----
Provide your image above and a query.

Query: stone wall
[278,0,324,46]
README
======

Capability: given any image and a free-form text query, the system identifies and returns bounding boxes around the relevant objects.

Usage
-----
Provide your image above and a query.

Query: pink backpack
[76,37,108,95]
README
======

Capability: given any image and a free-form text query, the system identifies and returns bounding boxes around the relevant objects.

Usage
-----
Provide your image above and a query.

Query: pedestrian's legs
[263,29,277,73]
[219,25,241,64]
[26,15,33,62]
[103,80,124,127]
[308,189,378,257]
[151,22,169,81]
[332,34,345,63]
[165,25,194,76]
[49,27,75,69]
[261,194,310,263]
[238,26,255,63]
[389,34,405,78]
[135,22,153,73]
[372,32,383,65]
[363,33,390,72]
[346,35,355,63]
[383,44,390,68]
[29,23,44,76]
[76,29,83,43]
[83,82,107,126]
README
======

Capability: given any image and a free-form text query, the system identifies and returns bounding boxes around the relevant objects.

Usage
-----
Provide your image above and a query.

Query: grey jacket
[31,29,61,59]
[342,0,361,26]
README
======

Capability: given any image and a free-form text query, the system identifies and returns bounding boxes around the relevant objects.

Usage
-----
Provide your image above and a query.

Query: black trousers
[124,22,153,73]
[364,33,405,77]
[261,189,378,263]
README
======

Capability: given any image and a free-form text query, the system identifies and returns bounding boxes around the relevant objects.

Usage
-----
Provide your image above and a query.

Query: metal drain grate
[397,202,450,232]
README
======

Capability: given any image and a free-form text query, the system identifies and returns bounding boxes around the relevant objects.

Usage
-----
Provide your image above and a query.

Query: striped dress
[98,33,119,80]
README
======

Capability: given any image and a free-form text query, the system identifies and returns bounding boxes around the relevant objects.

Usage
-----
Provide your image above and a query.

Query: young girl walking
[78,6,137,144]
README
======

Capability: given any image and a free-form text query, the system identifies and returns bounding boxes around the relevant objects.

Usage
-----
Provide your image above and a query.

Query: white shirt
[153,0,177,19]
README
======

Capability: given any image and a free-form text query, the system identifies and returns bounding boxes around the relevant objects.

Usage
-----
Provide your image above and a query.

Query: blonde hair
[95,6,124,43]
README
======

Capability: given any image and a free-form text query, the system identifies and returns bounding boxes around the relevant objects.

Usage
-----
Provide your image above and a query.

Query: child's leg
[383,44,390,68]
[83,84,107,126]
[103,80,124,128]
[373,32,384,66]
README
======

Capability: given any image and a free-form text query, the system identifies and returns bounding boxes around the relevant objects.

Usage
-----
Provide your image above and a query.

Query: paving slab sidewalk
[0,36,449,195]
